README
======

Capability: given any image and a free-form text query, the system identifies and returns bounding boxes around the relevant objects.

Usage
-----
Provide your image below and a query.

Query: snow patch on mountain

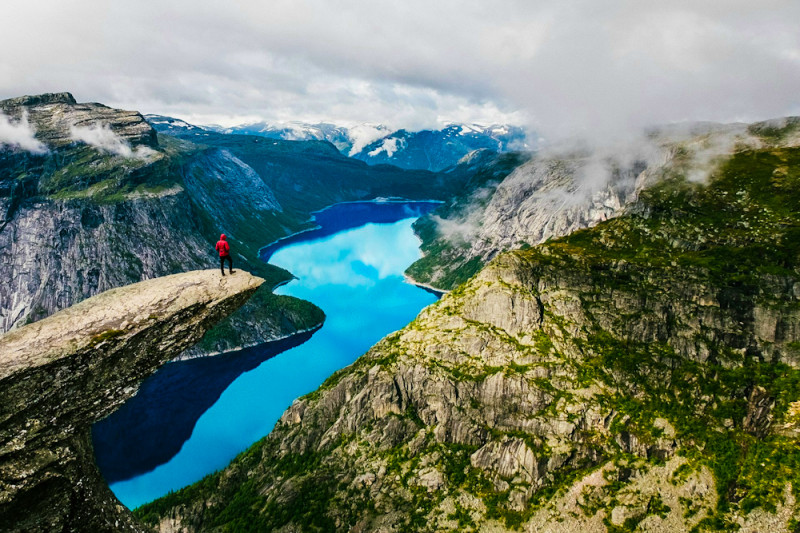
[368,137,405,158]
[347,124,391,156]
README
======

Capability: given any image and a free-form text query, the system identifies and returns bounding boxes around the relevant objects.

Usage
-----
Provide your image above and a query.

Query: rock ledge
[0,269,263,532]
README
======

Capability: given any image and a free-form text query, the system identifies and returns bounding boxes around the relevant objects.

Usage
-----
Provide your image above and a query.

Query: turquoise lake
[92,201,440,509]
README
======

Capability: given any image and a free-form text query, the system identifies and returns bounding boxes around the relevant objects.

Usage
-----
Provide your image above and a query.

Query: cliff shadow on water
[92,329,316,483]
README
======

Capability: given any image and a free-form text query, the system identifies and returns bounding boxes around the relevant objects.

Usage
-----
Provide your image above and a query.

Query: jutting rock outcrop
[0,93,323,358]
[0,270,263,532]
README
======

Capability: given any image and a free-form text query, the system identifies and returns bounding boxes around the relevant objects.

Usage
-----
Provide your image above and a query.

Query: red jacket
[215,234,230,257]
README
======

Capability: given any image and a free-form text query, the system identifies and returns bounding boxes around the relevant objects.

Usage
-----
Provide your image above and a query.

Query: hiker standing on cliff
[215,234,235,276]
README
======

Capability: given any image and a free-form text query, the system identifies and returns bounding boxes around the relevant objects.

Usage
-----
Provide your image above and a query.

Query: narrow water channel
[92,201,440,509]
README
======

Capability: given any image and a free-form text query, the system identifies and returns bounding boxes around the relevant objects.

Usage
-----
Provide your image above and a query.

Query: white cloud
[347,124,389,156]
[0,1,798,139]
[69,122,154,158]
[368,137,404,158]
[0,111,47,153]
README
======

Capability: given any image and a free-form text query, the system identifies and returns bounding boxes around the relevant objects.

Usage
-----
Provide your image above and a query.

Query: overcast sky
[2,0,799,137]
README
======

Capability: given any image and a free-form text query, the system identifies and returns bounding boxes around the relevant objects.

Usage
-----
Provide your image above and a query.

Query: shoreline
[256,197,444,257]
[403,273,448,297]
[171,322,325,362]
[405,224,449,297]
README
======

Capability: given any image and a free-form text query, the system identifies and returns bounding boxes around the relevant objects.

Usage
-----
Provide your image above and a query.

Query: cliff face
[0,270,263,532]
[1,192,210,330]
[0,93,321,355]
[140,144,800,531]
[407,118,800,290]
[1,92,482,355]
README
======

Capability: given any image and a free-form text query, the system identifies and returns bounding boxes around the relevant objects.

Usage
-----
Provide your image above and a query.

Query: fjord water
[93,201,440,509]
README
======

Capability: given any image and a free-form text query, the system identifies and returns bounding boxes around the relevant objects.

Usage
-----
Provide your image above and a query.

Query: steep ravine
[0,270,264,532]
[140,145,800,531]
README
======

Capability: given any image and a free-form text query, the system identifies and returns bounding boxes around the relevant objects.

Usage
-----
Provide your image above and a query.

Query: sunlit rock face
[406,118,800,291]
[141,137,800,532]
[0,270,262,533]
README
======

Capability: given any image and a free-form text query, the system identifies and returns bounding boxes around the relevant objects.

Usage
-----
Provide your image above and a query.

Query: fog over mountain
[1,1,798,141]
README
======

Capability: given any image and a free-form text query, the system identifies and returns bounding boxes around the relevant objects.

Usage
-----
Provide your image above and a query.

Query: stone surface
[407,118,800,290]
[0,92,157,149]
[0,270,263,532]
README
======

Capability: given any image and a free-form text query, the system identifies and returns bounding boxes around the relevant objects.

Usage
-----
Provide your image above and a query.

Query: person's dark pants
[220,254,233,274]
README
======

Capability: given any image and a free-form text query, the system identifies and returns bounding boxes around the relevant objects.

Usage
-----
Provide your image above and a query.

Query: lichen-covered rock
[0,270,263,532]
[0,92,157,149]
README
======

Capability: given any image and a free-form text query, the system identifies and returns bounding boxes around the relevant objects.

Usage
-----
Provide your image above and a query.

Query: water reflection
[92,330,316,483]
[95,201,440,509]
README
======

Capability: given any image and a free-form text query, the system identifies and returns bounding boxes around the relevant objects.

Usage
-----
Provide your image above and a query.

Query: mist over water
[95,202,439,509]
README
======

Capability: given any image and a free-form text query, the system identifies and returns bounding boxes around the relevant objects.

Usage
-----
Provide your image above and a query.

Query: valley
[1,91,799,533]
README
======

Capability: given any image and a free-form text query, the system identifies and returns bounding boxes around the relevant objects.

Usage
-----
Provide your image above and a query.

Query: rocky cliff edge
[0,270,263,532]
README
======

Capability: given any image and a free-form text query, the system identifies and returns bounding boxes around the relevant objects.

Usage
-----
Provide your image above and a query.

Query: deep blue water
[92,200,440,509]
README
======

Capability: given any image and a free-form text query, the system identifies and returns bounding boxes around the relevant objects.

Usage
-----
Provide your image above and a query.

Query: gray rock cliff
[408,119,800,290]
[0,270,263,532]
[0,94,321,357]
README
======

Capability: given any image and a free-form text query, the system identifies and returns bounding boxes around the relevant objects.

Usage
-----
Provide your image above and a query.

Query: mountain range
[138,117,800,532]
[0,94,475,356]
[145,114,529,172]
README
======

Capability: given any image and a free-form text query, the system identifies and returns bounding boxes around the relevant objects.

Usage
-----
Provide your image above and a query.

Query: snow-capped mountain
[144,114,211,135]
[351,124,529,172]
[145,115,529,171]
[218,122,391,155]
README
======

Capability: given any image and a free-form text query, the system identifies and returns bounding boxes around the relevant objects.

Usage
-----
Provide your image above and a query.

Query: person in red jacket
[215,234,235,276]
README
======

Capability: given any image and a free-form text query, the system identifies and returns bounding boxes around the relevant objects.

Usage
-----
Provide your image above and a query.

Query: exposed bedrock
[0,270,263,532]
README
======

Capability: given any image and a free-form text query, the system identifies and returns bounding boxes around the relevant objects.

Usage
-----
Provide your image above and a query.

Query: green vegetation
[89,328,125,346]
[405,152,529,290]
[405,230,485,290]
[511,146,800,523]
[747,117,800,145]
[191,287,326,355]
[138,145,800,531]
[550,147,800,283]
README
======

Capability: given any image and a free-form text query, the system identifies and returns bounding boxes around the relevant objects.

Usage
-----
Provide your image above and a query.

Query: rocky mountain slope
[1,93,474,356]
[407,119,800,290]
[351,124,529,172]
[0,93,320,355]
[139,129,800,531]
[0,270,263,533]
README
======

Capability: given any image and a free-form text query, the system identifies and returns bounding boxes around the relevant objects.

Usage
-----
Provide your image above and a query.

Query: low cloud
[432,185,498,243]
[69,122,154,158]
[367,137,404,158]
[347,124,390,156]
[1,2,798,139]
[0,111,47,154]
[430,122,762,248]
